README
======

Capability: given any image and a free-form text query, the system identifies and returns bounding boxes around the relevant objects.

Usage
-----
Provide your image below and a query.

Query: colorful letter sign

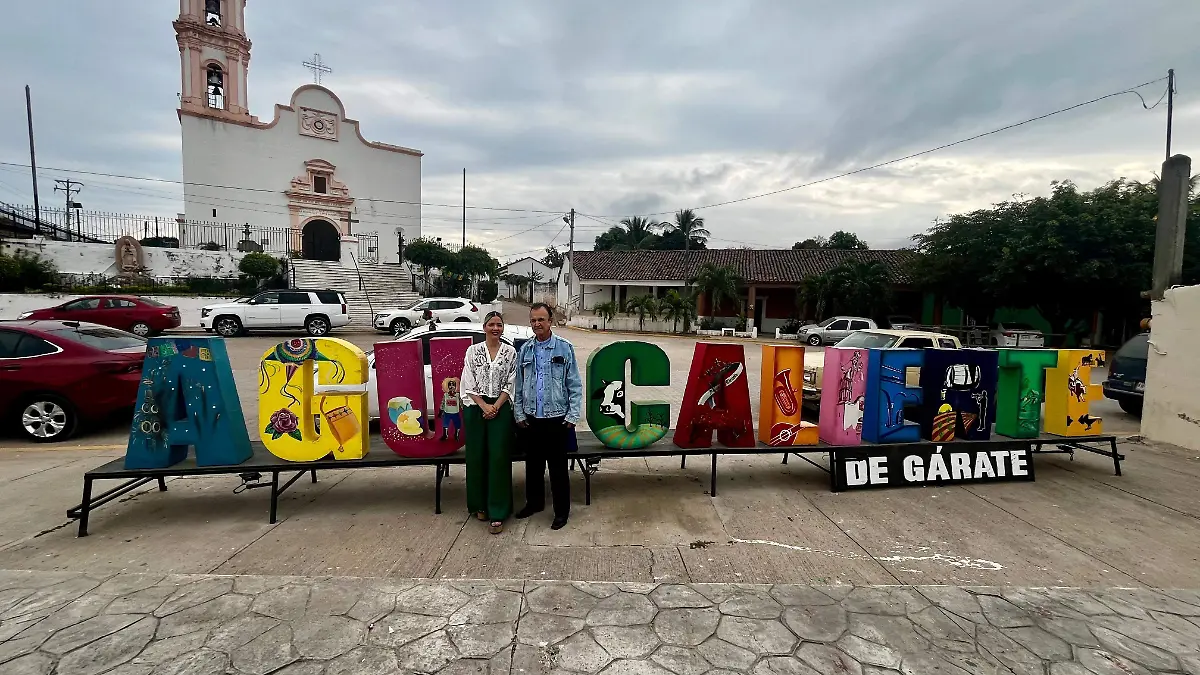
[586,341,671,449]
[258,338,369,462]
[995,349,1059,438]
[758,345,817,446]
[1044,349,1105,436]
[376,336,472,457]
[673,342,754,449]
[125,338,251,469]
[818,347,868,445]
[919,348,998,442]
[862,348,923,444]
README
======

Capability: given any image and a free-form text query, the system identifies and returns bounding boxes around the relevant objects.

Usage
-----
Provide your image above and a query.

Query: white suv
[200,289,350,337]
[374,297,481,335]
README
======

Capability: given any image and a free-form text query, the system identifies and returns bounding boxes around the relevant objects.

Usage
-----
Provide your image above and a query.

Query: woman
[459,311,517,533]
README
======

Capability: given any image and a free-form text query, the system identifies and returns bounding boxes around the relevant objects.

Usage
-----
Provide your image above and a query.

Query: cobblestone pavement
[3,570,1200,675]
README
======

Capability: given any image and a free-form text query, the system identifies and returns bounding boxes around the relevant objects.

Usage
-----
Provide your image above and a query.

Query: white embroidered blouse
[459,341,517,406]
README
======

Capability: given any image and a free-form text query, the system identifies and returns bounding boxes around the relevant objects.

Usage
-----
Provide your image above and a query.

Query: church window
[313,176,328,194]
[205,0,222,26]
[206,64,225,109]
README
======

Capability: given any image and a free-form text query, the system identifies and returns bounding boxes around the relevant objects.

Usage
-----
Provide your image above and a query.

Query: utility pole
[54,179,83,239]
[462,168,466,247]
[1146,154,1191,301]
[1165,69,1175,161]
[563,208,575,314]
[25,85,41,234]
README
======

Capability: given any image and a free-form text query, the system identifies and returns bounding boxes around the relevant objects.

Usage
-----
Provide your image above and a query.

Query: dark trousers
[523,416,570,519]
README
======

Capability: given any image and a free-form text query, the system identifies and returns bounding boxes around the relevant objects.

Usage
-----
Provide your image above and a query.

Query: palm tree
[690,263,742,318]
[612,217,661,251]
[826,260,891,318]
[659,289,695,333]
[796,273,834,320]
[625,294,660,331]
[666,209,711,251]
[593,301,619,330]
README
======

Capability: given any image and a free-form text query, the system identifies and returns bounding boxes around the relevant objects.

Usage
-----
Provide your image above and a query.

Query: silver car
[796,316,876,346]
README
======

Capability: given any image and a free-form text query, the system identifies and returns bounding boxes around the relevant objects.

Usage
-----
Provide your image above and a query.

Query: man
[512,303,583,530]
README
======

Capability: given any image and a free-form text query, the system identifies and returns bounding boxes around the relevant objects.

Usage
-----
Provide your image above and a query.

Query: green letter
[995,349,1059,438]
[587,341,671,449]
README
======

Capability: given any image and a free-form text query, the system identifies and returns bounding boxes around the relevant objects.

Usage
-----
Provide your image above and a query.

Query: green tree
[542,245,565,284]
[501,273,530,301]
[690,263,742,317]
[625,294,659,331]
[594,300,619,329]
[912,177,1200,338]
[663,209,710,251]
[825,230,870,250]
[792,236,827,249]
[404,237,452,291]
[238,252,279,285]
[593,216,661,251]
[796,272,834,320]
[659,289,695,333]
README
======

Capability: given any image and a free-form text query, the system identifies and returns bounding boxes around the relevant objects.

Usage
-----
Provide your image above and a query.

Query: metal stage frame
[67,433,1122,536]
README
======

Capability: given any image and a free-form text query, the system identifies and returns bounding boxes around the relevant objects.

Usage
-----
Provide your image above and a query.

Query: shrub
[0,250,58,292]
[475,279,498,303]
[140,236,179,248]
[781,318,803,334]
[201,241,222,251]
[238,252,279,282]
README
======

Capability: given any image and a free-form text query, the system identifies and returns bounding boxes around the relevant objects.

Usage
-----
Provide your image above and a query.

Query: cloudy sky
[1,0,1196,260]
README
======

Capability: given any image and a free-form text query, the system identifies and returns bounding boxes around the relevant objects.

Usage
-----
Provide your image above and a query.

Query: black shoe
[550,517,568,530]
[515,506,542,519]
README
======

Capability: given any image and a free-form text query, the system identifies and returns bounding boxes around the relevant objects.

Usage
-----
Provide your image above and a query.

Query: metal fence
[358,233,379,263]
[5,205,294,254]
[55,273,267,297]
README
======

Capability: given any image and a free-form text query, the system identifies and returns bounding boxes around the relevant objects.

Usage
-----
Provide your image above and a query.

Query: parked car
[886,314,918,330]
[0,320,146,442]
[801,329,963,404]
[200,289,349,337]
[374,297,482,335]
[1103,332,1148,417]
[356,323,534,419]
[990,322,1045,348]
[17,295,180,337]
[796,316,877,346]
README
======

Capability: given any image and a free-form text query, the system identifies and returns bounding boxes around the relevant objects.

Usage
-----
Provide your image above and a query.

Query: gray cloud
[1,0,1195,259]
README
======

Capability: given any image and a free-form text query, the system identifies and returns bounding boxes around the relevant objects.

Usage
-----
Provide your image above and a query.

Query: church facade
[175,0,421,263]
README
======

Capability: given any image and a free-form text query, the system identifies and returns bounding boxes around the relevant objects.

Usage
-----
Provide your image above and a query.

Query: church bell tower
[175,0,253,119]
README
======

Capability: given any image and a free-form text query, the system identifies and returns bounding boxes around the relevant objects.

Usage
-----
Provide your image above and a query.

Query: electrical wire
[589,75,1173,218]
[481,214,567,245]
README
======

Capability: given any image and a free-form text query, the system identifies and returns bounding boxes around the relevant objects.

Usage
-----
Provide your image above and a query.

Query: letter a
[587,341,671,449]
[674,342,754,449]
[758,345,817,446]
[126,337,251,469]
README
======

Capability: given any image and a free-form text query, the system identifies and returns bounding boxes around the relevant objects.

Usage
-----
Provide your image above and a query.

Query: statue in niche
[115,236,148,277]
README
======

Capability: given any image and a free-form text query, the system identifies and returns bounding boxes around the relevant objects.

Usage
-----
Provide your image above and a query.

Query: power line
[591,75,1172,218]
[0,160,564,214]
[482,214,566,245]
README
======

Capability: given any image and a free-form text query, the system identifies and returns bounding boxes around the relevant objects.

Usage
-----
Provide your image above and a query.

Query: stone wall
[1,237,273,278]
[1142,284,1200,450]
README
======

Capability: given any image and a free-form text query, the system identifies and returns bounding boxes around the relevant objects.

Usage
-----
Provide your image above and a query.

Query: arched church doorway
[302,219,340,261]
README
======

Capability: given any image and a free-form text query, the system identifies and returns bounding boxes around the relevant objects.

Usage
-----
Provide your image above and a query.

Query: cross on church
[302,53,332,84]
[341,211,359,234]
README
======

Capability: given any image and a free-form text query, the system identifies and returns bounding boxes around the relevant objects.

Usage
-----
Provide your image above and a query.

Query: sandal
[488,521,503,534]
[476,512,487,521]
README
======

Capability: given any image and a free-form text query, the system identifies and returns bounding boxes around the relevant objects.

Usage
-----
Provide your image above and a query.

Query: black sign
[831,442,1035,492]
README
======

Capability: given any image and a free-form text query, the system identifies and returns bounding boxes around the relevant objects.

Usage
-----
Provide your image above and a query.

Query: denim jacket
[512,333,583,424]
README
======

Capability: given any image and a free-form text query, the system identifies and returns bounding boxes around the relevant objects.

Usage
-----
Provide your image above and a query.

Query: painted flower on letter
[265,408,302,441]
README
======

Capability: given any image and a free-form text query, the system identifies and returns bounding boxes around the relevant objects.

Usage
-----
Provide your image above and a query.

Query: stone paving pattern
[3,570,1200,675]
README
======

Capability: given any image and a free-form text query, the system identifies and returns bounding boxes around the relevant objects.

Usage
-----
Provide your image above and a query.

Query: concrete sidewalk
[3,570,1199,675]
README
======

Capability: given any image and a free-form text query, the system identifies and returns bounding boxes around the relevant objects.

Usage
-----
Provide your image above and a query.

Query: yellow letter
[1043,349,1104,437]
[259,338,369,461]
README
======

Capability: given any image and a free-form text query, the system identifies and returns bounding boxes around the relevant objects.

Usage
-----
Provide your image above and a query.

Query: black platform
[67,432,1122,536]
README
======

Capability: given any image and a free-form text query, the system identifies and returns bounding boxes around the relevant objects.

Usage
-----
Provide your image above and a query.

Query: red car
[18,295,181,337]
[0,321,146,442]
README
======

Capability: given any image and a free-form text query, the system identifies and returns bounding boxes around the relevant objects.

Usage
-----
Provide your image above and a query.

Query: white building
[175,0,421,263]
[498,256,570,306]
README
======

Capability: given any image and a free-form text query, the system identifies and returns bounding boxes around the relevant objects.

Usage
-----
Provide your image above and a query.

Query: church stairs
[288,259,420,329]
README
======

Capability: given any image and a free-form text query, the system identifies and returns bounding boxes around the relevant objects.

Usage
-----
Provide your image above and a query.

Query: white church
[175,0,420,263]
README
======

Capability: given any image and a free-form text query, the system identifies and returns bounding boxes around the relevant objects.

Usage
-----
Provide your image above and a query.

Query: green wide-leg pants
[464,400,514,521]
